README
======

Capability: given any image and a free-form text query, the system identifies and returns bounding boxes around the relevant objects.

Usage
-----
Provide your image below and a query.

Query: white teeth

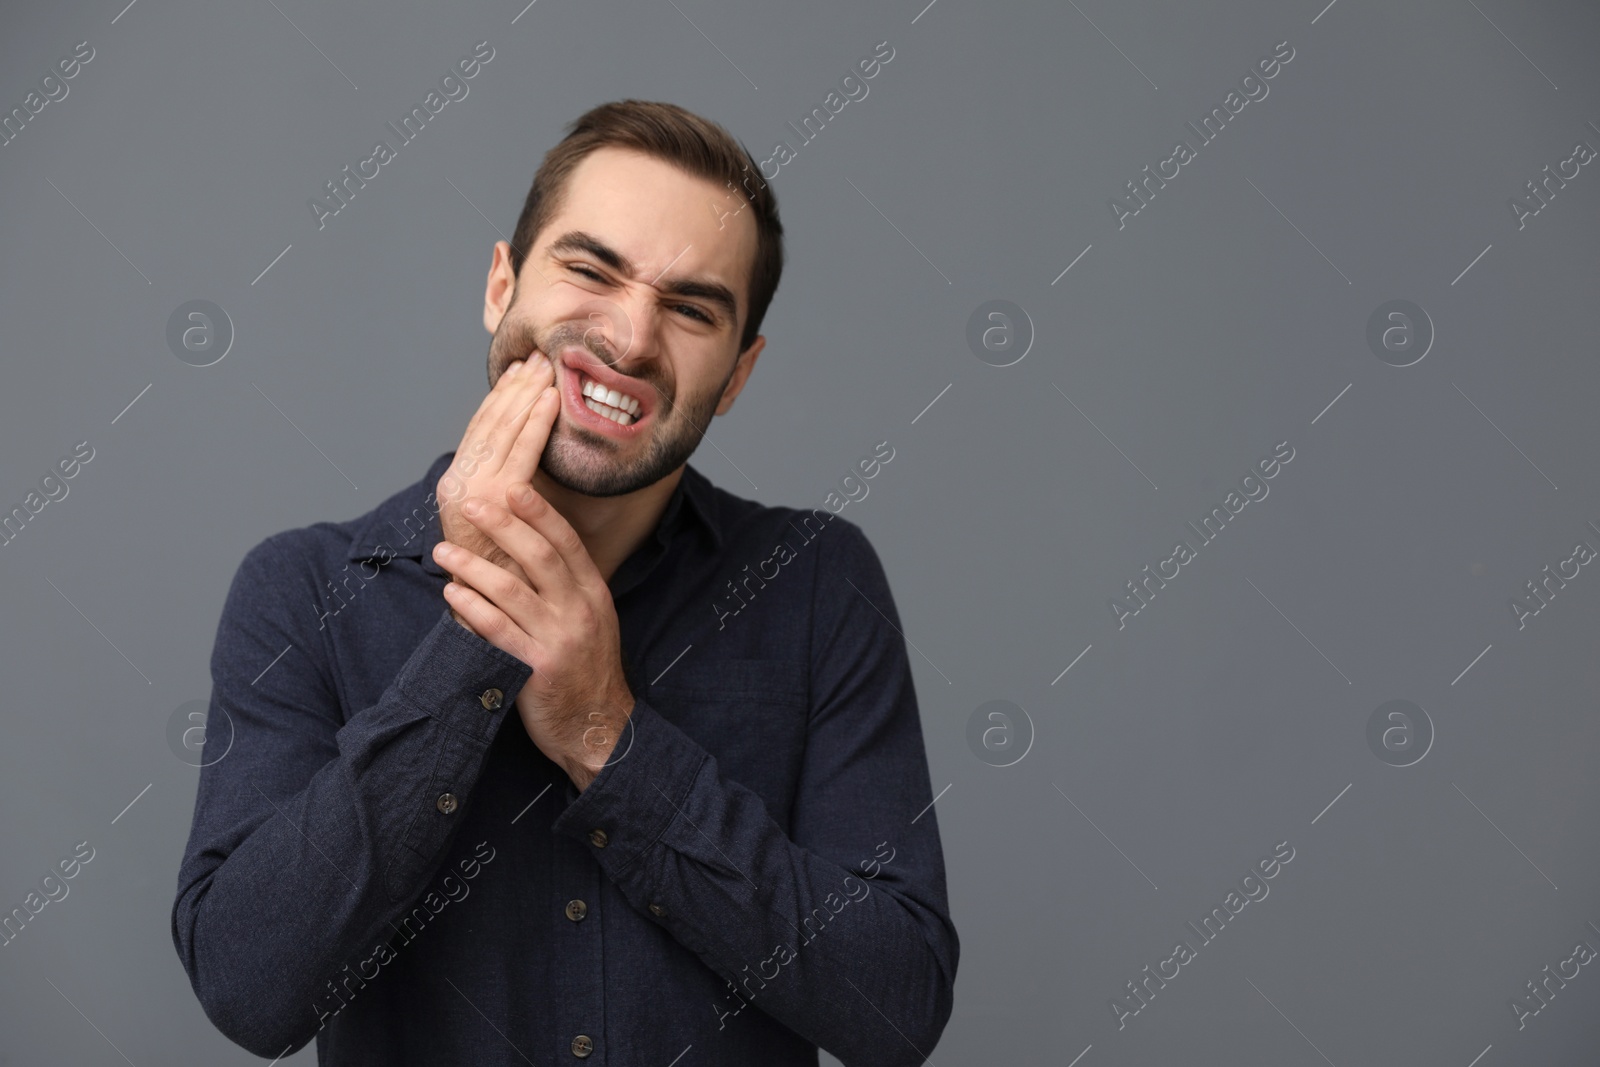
[583,396,635,426]
[580,375,641,416]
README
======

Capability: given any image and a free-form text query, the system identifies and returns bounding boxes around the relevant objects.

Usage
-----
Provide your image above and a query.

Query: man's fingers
[459,356,528,455]
[476,355,554,476]
[454,497,575,597]
[441,580,537,667]
[505,483,603,587]
[434,536,554,627]
[446,542,523,585]
[443,366,524,500]
[503,382,561,483]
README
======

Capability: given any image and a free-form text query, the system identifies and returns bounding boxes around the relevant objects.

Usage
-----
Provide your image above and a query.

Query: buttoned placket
[557,779,608,1064]
[415,456,704,1065]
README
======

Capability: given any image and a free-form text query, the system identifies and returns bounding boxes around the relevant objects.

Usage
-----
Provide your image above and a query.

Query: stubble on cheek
[485,308,742,497]
[487,318,542,386]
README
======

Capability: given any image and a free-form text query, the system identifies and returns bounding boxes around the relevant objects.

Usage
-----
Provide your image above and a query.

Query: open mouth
[578,374,642,426]
[556,351,654,437]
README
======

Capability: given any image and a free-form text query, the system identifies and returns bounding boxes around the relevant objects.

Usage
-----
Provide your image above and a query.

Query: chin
[539,436,651,498]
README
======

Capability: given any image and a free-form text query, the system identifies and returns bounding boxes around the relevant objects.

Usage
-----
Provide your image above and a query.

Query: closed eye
[569,264,715,325]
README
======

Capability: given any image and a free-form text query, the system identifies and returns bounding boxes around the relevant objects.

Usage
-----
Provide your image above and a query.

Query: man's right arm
[170,531,531,1058]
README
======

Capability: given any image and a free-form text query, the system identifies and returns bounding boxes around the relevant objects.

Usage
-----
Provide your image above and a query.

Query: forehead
[547,146,758,311]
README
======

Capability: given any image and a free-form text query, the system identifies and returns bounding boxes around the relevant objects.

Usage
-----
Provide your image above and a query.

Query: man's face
[484,146,764,498]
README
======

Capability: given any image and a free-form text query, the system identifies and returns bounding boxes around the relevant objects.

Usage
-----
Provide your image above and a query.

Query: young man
[172,100,957,1066]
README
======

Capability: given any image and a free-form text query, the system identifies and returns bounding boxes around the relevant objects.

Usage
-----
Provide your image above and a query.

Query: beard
[485,306,730,498]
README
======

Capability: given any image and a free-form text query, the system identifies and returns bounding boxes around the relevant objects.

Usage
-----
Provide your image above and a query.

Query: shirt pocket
[647,657,808,828]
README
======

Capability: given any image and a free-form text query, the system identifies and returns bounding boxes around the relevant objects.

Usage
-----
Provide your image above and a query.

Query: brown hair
[508,100,783,354]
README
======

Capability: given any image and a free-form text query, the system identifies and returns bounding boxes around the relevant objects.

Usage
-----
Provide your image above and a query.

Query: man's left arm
[555,517,957,1064]
[437,490,958,1066]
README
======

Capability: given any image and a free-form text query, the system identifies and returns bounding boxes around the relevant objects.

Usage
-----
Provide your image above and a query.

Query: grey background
[1,0,1597,1063]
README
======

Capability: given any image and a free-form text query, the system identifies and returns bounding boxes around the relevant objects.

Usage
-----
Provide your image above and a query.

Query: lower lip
[560,366,649,438]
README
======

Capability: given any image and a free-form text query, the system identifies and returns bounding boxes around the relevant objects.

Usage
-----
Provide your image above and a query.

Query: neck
[530,465,684,584]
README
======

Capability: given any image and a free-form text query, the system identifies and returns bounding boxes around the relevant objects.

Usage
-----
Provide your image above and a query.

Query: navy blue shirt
[171,451,957,1066]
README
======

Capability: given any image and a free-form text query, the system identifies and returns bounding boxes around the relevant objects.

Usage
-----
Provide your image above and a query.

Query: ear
[483,241,517,334]
[713,335,766,416]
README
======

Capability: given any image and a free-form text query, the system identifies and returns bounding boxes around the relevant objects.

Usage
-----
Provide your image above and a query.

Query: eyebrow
[546,230,740,327]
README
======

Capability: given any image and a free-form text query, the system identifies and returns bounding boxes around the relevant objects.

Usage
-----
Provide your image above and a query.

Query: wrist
[562,739,614,792]
[566,758,603,792]
[563,690,635,792]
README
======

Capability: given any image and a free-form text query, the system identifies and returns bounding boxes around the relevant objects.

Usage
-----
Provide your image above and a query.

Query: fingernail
[513,484,534,505]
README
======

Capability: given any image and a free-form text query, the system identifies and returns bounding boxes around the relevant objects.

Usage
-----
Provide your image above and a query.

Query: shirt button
[588,828,609,848]
[479,688,503,710]
[571,1034,594,1058]
[648,903,666,918]
[435,793,459,815]
[564,899,588,922]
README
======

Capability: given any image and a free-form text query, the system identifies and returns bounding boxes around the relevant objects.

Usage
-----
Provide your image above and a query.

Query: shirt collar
[345,452,724,573]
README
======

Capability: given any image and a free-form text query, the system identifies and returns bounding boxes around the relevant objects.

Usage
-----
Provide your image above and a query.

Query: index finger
[503,375,561,483]
[461,355,553,476]
[504,481,603,588]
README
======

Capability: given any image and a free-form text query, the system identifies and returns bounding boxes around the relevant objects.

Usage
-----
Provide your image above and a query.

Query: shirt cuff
[392,607,534,744]
[551,696,710,875]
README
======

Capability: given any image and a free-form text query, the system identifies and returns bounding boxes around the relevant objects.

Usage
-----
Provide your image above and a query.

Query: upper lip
[556,348,655,417]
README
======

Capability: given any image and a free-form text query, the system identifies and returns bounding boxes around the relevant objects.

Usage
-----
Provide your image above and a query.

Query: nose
[590,285,671,369]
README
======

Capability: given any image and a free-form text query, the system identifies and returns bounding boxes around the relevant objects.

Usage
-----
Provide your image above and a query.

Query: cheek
[491,310,553,374]
[686,362,739,418]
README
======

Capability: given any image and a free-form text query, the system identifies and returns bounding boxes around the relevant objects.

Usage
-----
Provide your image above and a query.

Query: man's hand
[436,355,559,627]
[431,485,634,791]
